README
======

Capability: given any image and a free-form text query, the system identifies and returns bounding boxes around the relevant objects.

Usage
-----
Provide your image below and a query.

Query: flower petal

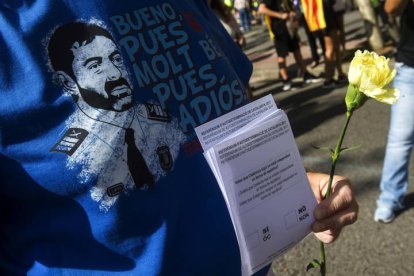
[347,50,398,105]
[362,87,400,104]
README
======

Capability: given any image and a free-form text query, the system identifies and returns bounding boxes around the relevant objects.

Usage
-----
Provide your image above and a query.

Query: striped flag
[301,0,326,32]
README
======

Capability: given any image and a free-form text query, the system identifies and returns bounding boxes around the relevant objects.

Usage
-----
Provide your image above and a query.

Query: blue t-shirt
[0,0,262,275]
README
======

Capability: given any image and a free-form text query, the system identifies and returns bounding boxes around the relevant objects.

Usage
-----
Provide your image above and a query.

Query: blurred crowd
[209,0,403,92]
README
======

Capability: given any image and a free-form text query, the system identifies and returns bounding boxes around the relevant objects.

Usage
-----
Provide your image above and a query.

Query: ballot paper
[195,95,317,276]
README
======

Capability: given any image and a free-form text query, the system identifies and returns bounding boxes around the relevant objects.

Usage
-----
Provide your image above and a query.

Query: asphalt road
[245,9,414,276]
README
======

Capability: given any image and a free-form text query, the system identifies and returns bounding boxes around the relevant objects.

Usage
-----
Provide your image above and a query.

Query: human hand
[280,12,289,20]
[307,172,359,244]
[289,11,297,19]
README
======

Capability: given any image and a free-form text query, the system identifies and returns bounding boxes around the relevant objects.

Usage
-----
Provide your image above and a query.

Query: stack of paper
[195,95,317,276]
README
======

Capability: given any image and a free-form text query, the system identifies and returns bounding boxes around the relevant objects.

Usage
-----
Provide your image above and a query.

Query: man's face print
[71,35,133,112]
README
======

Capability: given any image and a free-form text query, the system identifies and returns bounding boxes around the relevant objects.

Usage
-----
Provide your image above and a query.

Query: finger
[319,175,348,198]
[312,202,358,233]
[306,172,329,201]
[306,173,345,202]
[314,179,354,220]
[314,228,342,244]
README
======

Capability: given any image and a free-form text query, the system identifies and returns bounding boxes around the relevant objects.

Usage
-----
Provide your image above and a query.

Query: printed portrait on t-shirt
[46,21,186,211]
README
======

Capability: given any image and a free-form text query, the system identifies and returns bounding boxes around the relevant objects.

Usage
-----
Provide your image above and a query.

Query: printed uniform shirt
[0,0,258,275]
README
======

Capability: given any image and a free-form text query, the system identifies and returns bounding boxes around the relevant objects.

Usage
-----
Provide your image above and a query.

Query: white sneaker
[374,206,395,223]
[374,204,403,224]
[282,80,292,91]
[303,71,323,84]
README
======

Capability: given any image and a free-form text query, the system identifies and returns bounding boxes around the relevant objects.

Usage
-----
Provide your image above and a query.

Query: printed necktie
[125,128,154,189]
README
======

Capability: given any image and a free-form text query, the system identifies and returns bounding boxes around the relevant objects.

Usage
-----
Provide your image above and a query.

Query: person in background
[372,0,387,26]
[372,0,400,44]
[209,0,247,48]
[320,0,347,88]
[258,0,322,91]
[234,0,252,32]
[375,0,414,223]
[333,0,347,52]
[293,0,326,68]
[301,0,346,88]
[251,0,263,26]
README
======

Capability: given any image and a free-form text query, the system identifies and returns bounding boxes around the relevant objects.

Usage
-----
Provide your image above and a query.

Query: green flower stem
[319,110,353,276]
[325,110,353,198]
[320,240,326,275]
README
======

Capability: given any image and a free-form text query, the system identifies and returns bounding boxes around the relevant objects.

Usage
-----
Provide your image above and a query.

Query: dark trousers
[300,14,326,63]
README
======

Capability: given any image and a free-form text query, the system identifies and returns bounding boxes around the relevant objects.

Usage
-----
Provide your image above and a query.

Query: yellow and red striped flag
[301,0,326,32]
